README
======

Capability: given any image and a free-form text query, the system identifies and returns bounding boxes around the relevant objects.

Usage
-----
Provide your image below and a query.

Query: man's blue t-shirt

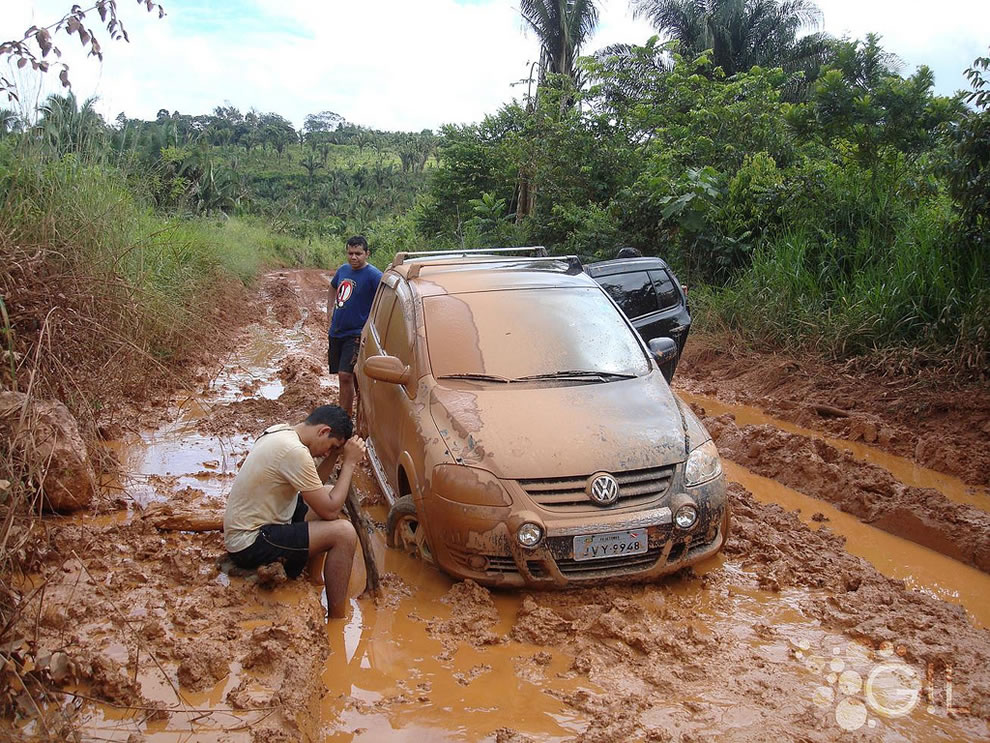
[329,263,383,338]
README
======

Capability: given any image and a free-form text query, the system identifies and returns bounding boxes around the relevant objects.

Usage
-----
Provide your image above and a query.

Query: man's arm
[316,447,340,484]
[300,437,366,520]
[327,284,337,334]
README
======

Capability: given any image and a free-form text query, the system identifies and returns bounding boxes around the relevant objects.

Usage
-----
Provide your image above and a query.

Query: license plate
[572,529,647,562]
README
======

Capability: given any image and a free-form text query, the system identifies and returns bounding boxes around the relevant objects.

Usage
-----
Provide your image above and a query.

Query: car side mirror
[362,355,411,385]
[648,337,679,382]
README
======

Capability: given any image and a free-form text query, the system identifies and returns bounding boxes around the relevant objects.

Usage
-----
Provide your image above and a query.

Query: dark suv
[584,257,691,379]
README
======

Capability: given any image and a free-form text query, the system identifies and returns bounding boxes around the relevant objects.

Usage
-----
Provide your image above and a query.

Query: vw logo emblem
[588,473,620,506]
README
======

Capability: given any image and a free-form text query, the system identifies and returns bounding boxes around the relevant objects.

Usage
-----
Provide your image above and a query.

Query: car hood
[429,372,688,479]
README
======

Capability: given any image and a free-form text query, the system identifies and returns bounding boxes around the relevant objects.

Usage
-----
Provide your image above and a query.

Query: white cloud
[815,0,989,95]
[2,0,987,130]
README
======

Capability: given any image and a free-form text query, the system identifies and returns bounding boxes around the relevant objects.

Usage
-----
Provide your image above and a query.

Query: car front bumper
[423,475,729,588]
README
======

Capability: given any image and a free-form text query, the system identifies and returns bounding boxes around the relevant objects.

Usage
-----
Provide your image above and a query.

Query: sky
[3,0,988,131]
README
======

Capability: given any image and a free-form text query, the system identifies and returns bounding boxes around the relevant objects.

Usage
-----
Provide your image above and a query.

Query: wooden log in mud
[144,505,223,532]
[344,484,382,598]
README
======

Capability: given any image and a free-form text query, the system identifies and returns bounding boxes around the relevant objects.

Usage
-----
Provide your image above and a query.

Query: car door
[374,282,417,492]
[648,269,691,352]
[360,274,398,441]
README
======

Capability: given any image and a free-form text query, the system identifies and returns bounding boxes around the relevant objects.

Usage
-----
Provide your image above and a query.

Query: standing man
[328,236,382,418]
[223,405,365,620]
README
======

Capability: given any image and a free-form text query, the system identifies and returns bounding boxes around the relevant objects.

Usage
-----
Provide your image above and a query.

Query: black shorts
[228,496,310,578]
[328,335,360,374]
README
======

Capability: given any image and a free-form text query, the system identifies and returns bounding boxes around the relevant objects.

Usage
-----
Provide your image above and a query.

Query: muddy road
[9,269,989,742]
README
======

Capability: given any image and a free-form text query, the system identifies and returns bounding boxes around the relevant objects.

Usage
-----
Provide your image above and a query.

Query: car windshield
[424,287,651,381]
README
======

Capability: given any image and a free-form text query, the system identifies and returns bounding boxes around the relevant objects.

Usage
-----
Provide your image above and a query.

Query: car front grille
[517,465,676,511]
[555,547,663,577]
[485,556,517,573]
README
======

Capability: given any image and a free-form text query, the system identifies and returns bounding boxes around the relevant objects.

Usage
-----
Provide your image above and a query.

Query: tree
[258,112,295,157]
[0,108,22,136]
[630,0,829,80]
[0,1,166,102]
[949,49,990,261]
[784,34,964,158]
[36,91,106,154]
[304,110,344,135]
[520,0,600,88]
[300,152,324,180]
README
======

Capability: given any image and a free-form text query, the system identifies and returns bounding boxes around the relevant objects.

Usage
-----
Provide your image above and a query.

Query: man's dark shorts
[328,335,360,374]
[228,496,310,578]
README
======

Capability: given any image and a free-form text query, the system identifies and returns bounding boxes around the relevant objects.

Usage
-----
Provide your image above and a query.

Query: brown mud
[676,336,990,488]
[699,412,990,573]
[5,270,989,742]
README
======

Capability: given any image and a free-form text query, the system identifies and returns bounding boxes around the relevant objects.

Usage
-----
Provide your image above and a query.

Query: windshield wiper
[437,373,513,383]
[515,370,638,382]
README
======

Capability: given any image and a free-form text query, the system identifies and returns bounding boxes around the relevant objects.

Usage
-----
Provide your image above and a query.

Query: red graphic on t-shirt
[336,279,355,308]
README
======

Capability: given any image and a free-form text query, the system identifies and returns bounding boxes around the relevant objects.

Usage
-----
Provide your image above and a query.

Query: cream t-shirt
[223,425,324,553]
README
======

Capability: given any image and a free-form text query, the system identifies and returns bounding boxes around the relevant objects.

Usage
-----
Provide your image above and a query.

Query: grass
[695,220,988,375]
[692,150,989,378]
[0,141,343,415]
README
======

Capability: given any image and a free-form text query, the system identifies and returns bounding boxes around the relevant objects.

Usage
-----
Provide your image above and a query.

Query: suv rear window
[649,270,680,311]
[597,271,658,319]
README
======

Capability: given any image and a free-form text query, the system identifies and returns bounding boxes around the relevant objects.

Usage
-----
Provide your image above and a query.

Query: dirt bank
[676,336,990,488]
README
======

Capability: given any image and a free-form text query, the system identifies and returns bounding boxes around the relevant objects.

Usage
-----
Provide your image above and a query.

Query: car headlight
[517,522,544,548]
[674,504,698,530]
[432,464,511,506]
[684,439,722,486]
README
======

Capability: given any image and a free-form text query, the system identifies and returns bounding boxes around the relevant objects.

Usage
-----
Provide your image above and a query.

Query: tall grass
[695,151,988,375]
[0,140,343,414]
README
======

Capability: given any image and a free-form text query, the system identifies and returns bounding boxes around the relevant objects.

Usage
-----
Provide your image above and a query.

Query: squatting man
[223,405,365,620]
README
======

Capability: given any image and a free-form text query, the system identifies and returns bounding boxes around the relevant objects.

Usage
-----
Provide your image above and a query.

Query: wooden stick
[144,506,223,532]
[343,484,382,598]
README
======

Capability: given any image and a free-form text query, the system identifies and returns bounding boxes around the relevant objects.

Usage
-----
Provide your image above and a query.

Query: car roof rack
[391,246,549,267]
[405,254,583,280]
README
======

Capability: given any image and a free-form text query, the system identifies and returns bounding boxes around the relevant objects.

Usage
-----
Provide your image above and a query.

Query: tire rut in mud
[677,339,990,488]
[699,410,990,572]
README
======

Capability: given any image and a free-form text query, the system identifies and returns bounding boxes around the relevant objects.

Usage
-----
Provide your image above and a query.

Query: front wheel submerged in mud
[387,494,434,563]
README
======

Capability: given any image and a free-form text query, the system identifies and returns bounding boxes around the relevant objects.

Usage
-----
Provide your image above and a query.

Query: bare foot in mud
[327,597,351,621]
[307,552,326,586]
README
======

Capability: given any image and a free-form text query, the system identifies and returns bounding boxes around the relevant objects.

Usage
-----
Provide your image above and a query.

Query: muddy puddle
[724,461,990,628]
[678,391,989,511]
[51,271,988,742]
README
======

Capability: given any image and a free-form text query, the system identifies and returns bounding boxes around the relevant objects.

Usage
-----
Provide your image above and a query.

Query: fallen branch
[343,484,381,598]
[143,504,222,532]
[809,403,852,419]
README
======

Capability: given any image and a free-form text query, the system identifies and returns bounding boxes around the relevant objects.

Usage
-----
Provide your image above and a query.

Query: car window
[423,287,651,380]
[372,285,396,341]
[649,270,680,311]
[382,295,412,365]
[597,271,658,319]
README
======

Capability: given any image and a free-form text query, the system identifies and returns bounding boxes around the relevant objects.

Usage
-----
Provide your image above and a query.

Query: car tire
[386,494,433,562]
[716,502,732,554]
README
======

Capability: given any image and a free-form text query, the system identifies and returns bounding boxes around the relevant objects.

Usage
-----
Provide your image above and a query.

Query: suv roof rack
[405,254,583,280]
[391,246,548,267]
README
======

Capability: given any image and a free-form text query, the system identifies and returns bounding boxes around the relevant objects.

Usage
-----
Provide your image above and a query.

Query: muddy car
[354,248,729,588]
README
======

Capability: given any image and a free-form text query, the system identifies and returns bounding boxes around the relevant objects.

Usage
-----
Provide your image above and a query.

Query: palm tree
[520,0,600,88]
[0,108,22,136]
[36,92,105,154]
[630,0,829,79]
